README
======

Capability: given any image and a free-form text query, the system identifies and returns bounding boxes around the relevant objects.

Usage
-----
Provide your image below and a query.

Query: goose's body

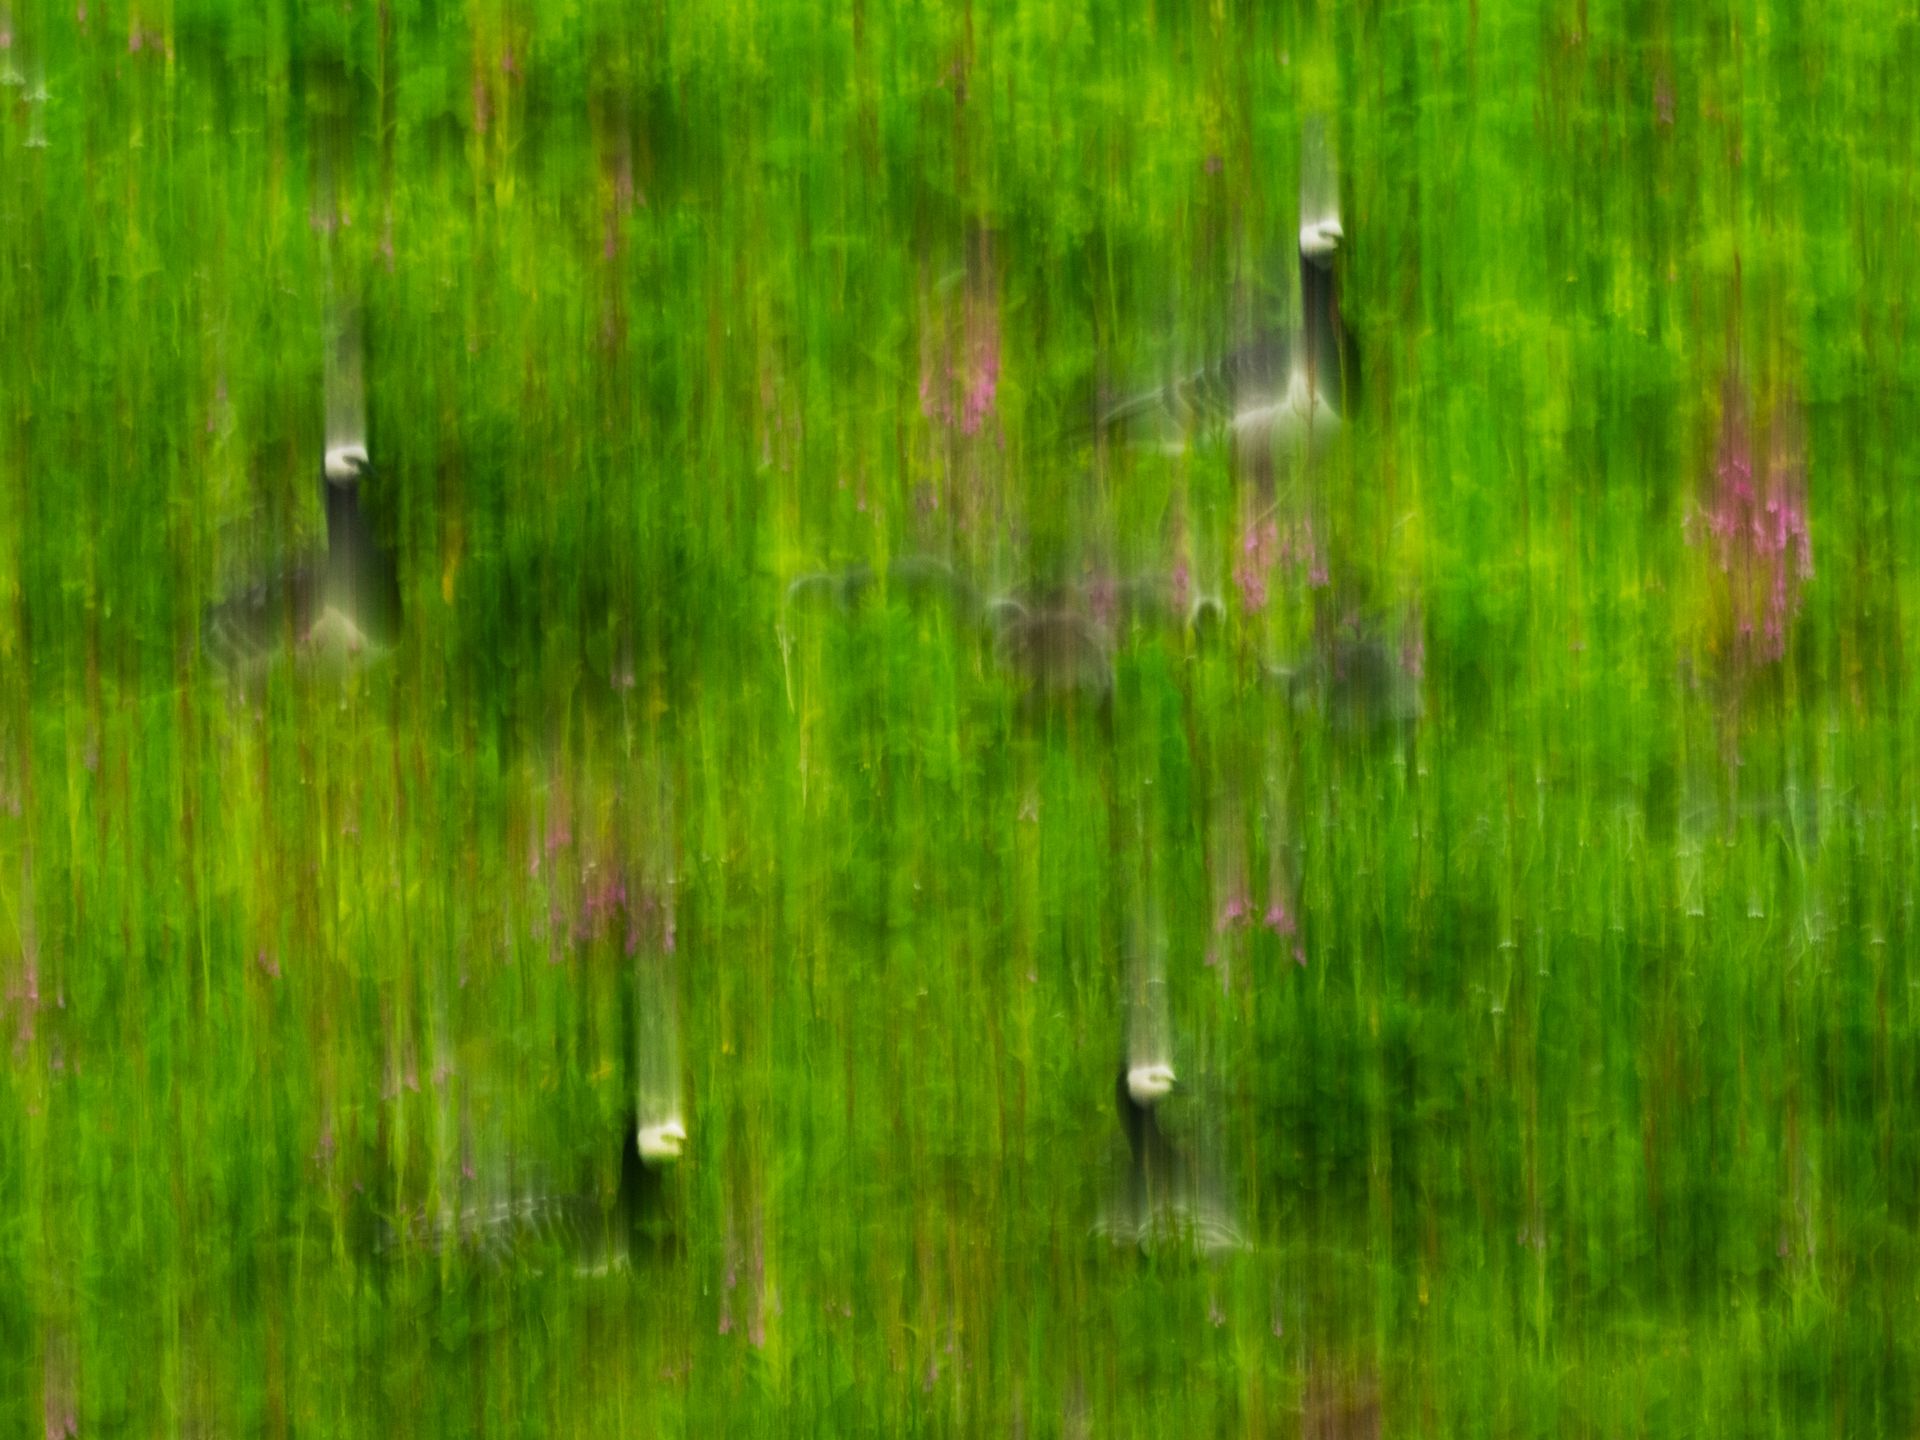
[992,599,1115,702]
[784,554,973,615]
[205,445,402,675]
[381,1114,684,1274]
[1100,127,1356,464]
[399,1188,630,1275]
[1101,244,1350,457]
[1269,630,1423,735]
[787,559,1108,702]
[1098,1062,1246,1258]
[787,554,1234,713]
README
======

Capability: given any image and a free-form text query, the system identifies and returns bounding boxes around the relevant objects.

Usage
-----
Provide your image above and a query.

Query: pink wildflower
[1400,618,1426,681]
[1688,379,1812,666]
[961,321,1000,436]
[1234,514,1328,612]
[919,268,1001,436]
[1085,574,1120,629]
[471,70,490,134]
[1232,520,1279,614]
[1170,557,1192,616]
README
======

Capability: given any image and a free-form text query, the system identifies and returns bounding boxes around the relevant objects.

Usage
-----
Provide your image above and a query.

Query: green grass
[4,0,1919,1434]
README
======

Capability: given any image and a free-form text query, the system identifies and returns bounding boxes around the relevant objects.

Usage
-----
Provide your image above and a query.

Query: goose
[374,1107,686,1275]
[1266,613,1423,737]
[1304,1360,1384,1440]
[782,554,972,615]
[784,555,1223,709]
[1118,1059,1180,1217]
[1100,120,1356,463]
[988,590,1115,703]
[1099,1059,1246,1257]
[1094,937,1245,1256]
[1268,633,1418,728]
[203,442,403,676]
[784,557,1113,701]
[205,302,402,677]
[362,950,689,1275]
[985,568,1239,703]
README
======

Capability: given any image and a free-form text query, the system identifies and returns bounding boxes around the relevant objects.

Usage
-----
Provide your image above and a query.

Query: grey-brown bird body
[991,595,1114,702]
[374,1110,678,1275]
[205,454,402,675]
[787,555,1228,712]
[1099,260,1354,451]
[1099,121,1356,464]
[1269,627,1423,735]
[1101,1064,1245,1257]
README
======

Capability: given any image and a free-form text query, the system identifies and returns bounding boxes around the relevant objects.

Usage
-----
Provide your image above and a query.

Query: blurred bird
[205,297,402,677]
[1099,119,1356,462]
[1095,941,1245,1257]
[1267,613,1423,738]
[785,555,1220,707]
[1116,1058,1179,1216]
[378,1108,685,1275]
[988,589,1116,704]
[203,444,403,676]
[362,944,689,1275]
[1304,1359,1384,1440]
[1100,1059,1246,1257]
[782,554,971,615]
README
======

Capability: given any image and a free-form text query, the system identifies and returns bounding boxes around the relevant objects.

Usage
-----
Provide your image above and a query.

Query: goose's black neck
[618,1112,672,1254]
[1298,247,1353,418]
[1115,1067,1164,1166]
[321,461,403,643]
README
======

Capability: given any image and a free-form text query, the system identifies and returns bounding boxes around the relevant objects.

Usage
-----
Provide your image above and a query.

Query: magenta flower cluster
[1685,385,1813,665]
[1233,516,1328,615]
[918,281,1001,437]
[1214,886,1306,966]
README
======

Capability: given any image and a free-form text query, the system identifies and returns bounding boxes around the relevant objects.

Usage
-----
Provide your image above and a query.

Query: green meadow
[3,0,1918,1434]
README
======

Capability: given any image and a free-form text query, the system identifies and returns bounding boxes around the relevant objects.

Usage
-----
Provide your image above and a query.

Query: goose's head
[1125,1062,1177,1108]
[636,1117,688,1168]
[324,444,371,486]
[1299,215,1344,267]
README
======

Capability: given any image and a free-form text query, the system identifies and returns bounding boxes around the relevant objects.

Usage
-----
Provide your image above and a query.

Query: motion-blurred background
[2,1,1915,1434]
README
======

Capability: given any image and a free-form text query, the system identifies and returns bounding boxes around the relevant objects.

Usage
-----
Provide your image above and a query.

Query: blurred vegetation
[3,0,1918,1434]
